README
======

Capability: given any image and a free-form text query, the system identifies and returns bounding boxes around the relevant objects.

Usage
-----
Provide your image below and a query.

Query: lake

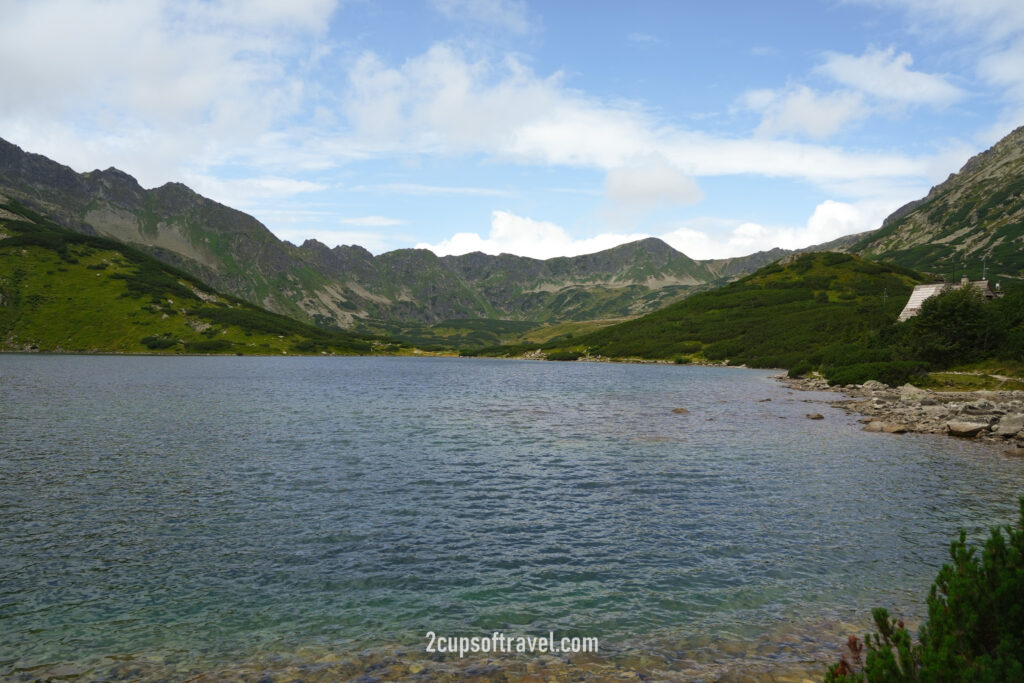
[1,355,1022,681]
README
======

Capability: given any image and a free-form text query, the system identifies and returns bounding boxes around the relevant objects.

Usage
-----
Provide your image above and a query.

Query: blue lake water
[1,355,1022,679]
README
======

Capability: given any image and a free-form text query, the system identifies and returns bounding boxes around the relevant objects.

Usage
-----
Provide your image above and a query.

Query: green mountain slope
[475,252,926,368]
[0,200,390,355]
[851,125,1024,282]
[0,138,778,330]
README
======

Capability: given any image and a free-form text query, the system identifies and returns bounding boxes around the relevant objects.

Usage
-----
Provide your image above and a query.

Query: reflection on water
[1,355,1021,680]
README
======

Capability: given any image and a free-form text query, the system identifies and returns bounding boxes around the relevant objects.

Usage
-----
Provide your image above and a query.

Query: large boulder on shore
[993,414,1024,438]
[960,400,997,416]
[946,421,990,437]
[862,380,888,391]
[899,384,929,403]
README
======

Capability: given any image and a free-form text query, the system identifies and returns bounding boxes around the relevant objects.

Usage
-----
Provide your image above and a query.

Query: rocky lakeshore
[6,634,840,683]
[782,376,1024,454]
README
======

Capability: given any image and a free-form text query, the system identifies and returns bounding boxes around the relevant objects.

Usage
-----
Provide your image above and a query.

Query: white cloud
[742,86,868,140]
[417,210,650,260]
[661,199,894,259]
[604,157,703,208]
[816,47,965,106]
[340,43,935,185]
[184,175,327,209]
[978,39,1024,102]
[337,215,407,227]
[865,0,1024,41]
[431,0,530,34]
[0,0,335,185]
[415,199,897,262]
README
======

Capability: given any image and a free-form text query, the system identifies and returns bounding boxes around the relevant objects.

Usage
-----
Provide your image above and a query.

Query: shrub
[546,350,583,361]
[824,361,928,387]
[140,334,178,350]
[826,497,1024,682]
[183,339,233,352]
[788,361,813,378]
[899,286,1004,368]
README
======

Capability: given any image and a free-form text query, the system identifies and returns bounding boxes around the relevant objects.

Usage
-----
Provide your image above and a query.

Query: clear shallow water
[1,355,1022,678]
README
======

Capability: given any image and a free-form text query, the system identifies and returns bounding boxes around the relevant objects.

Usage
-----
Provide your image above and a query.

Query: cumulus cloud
[415,200,897,262]
[604,157,703,208]
[341,43,935,184]
[863,0,1024,41]
[741,46,963,141]
[978,39,1024,104]
[416,210,650,260]
[0,0,335,185]
[661,200,895,259]
[817,47,965,106]
[742,86,867,139]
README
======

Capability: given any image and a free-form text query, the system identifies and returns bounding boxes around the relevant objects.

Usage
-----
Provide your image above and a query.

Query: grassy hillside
[470,251,1024,387]
[467,253,922,363]
[0,201,394,355]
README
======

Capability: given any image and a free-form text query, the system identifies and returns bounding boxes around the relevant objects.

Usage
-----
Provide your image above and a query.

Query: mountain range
[1,125,1022,347]
[0,137,783,333]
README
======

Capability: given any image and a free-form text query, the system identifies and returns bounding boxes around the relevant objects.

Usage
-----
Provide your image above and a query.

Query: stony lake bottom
[2,355,1023,681]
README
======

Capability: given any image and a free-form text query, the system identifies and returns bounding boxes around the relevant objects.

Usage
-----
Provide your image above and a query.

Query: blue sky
[3,0,1024,260]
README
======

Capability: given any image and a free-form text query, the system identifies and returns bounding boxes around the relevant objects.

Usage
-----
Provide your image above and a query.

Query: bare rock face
[946,421,990,437]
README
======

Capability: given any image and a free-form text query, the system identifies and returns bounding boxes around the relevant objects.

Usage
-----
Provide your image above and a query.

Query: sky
[2,0,1024,261]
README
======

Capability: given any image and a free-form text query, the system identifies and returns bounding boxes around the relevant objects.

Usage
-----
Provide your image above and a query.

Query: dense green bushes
[826,498,1024,681]
[183,339,233,352]
[823,361,929,387]
[546,350,583,361]
[501,252,1022,386]
[899,286,1007,367]
[140,334,179,349]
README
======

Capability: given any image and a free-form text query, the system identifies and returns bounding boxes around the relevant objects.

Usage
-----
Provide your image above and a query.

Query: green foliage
[183,339,233,352]
[826,498,1024,682]
[546,350,583,361]
[898,286,1006,367]
[466,251,1021,386]
[823,361,929,387]
[788,361,813,378]
[528,253,920,367]
[140,334,179,350]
